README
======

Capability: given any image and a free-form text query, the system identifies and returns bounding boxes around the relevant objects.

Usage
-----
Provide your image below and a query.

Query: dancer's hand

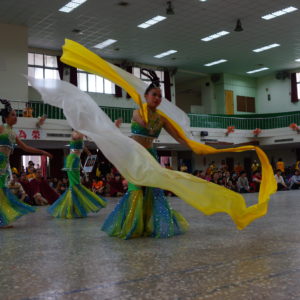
[115,118,123,128]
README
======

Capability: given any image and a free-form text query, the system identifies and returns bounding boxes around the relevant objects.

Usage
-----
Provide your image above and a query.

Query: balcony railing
[10,101,300,130]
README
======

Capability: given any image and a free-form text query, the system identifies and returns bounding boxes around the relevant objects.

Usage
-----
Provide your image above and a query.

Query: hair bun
[0,99,12,112]
[141,69,160,88]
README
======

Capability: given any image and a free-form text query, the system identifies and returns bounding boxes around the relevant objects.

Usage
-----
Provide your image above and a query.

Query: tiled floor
[1,190,300,300]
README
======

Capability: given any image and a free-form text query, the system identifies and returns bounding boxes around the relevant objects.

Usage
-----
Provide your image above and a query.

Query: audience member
[109,173,124,197]
[251,171,261,192]
[30,169,59,205]
[276,158,285,173]
[8,173,31,204]
[234,162,244,175]
[223,171,235,190]
[237,171,250,193]
[274,169,288,191]
[289,170,300,190]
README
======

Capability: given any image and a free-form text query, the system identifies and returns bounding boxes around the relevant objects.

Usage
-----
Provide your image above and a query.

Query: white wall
[0,23,28,100]
[175,78,202,113]
[256,74,300,113]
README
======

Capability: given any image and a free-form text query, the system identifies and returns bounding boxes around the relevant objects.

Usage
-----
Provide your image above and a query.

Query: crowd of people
[9,160,128,206]
[190,158,300,193]
[8,156,300,207]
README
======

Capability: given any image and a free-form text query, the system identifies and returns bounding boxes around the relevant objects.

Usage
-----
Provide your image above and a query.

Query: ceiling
[1,0,300,79]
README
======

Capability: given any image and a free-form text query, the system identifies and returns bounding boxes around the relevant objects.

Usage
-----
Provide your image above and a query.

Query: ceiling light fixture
[154,50,177,58]
[295,58,300,62]
[166,1,175,15]
[204,59,227,66]
[59,0,87,13]
[246,67,269,74]
[201,31,229,42]
[253,43,280,52]
[94,39,117,49]
[234,19,243,32]
[137,16,166,29]
[262,6,298,20]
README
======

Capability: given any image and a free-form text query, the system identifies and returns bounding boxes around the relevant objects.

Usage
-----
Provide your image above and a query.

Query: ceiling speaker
[275,71,290,80]
[211,73,221,83]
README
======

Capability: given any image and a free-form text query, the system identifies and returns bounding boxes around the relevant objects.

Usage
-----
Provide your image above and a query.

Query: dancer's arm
[83,146,92,156]
[162,118,189,147]
[16,137,53,158]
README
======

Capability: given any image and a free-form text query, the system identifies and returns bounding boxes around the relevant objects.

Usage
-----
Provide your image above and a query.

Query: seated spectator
[8,173,32,205]
[52,177,58,189]
[251,160,260,173]
[289,170,300,190]
[251,171,262,192]
[23,103,33,117]
[92,178,104,196]
[234,162,244,176]
[192,170,201,177]
[19,172,33,203]
[26,164,36,181]
[30,169,59,205]
[276,158,285,173]
[209,161,217,173]
[274,169,288,191]
[223,171,235,190]
[220,160,228,171]
[109,173,124,197]
[237,171,250,193]
[56,177,68,195]
[204,172,211,182]
[180,165,188,172]
[211,172,223,185]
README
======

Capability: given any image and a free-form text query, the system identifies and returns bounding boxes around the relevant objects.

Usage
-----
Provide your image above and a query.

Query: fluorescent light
[59,0,87,13]
[201,31,229,42]
[204,59,227,66]
[296,59,300,62]
[199,0,207,2]
[246,67,269,74]
[138,16,166,29]
[94,39,117,49]
[253,43,280,53]
[262,6,298,20]
[154,50,177,58]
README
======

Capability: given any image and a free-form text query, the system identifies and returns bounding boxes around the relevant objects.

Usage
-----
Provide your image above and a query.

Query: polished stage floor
[1,190,300,300]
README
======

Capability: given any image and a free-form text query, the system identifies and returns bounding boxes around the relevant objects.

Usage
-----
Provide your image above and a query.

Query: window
[77,70,115,94]
[133,67,165,97]
[237,96,256,113]
[297,72,300,100]
[28,53,60,83]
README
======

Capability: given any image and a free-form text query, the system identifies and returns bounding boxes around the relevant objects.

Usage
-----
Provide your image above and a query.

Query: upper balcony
[9,101,300,148]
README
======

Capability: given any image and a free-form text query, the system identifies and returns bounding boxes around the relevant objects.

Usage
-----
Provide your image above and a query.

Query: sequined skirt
[0,187,36,227]
[101,148,188,239]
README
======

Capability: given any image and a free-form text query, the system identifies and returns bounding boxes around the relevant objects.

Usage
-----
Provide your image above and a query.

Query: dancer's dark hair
[0,99,12,123]
[141,69,161,94]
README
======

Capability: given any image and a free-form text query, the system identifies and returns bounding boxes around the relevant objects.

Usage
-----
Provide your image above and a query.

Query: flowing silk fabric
[30,76,275,229]
[60,40,277,215]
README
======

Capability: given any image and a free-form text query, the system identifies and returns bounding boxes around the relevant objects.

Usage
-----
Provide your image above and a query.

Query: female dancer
[48,130,106,218]
[102,70,189,239]
[0,99,52,228]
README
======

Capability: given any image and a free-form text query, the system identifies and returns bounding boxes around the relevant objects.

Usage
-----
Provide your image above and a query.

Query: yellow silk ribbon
[60,39,277,229]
